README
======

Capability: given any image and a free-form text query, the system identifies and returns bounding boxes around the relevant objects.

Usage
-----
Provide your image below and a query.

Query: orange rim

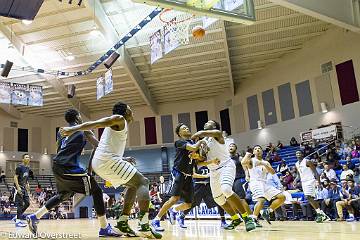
[159,8,194,24]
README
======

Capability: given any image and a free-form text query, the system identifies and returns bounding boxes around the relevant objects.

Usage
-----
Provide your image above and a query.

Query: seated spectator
[304,145,314,156]
[3,200,11,216]
[315,181,328,212]
[314,161,324,176]
[340,165,354,181]
[35,184,42,196]
[354,167,360,185]
[320,172,329,184]
[351,149,359,158]
[277,140,284,149]
[336,179,354,221]
[290,137,299,147]
[266,142,276,153]
[272,152,282,162]
[323,179,341,219]
[277,160,289,175]
[324,164,337,181]
[281,170,294,190]
[0,170,5,183]
[337,177,360,222]
[345,156,356,170]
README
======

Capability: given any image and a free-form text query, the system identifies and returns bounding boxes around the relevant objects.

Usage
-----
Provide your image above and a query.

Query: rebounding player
[58,102,162,239]
[27,109,119,237]
[241,146,286,225]
[191,120,256,232]
[295,150,330,223]
[13,154,31,227]
[179,164,230,229]
[151,123,219,231]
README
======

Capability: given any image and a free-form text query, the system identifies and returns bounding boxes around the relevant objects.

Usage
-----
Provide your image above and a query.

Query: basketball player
[191,120,256,232]
[178,164,230,229]
[295,150,330,223]
[151,123,219,230]
[27,109,119,237]
[58,102,162,239]
[241,146,286,224]
[229,143,252,215]
[13,154,31,227]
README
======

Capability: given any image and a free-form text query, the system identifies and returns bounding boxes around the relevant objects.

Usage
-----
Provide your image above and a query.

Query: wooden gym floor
[0,219,359,239]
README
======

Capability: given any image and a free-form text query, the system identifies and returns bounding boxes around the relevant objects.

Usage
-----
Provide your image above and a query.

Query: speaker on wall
[104,52,120,69]
[1,60,13,77]
[67,84,76,98]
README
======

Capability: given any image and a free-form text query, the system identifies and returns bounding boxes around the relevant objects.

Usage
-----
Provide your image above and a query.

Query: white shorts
[249,180,282,201]
[301,179,316,197]
[92,152,137,188]
[210,160,236,199]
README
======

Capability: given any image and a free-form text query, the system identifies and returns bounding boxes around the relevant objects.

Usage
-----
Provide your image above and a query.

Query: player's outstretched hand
[59,127,73,137]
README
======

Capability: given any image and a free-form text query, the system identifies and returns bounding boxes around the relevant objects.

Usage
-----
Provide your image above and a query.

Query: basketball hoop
[159,9,194,45]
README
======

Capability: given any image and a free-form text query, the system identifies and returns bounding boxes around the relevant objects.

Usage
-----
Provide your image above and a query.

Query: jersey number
[201,169,209,175]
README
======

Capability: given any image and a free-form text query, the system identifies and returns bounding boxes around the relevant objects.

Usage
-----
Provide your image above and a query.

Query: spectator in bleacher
[340,164,354,181]
[1,192,9,206]
[323,179,341,219]
[35,185,42,196]
[345,156,356,170]
[335,180,352,221]
[3,199,11,217]
[277,141,284,149]
[315,181,328,211]
[303,145,314,156]
[314,161,324,176]
[276,160,289,175]
[0,170,5,183]
[346,177,360,221]
[354,167,360,185]
[351,149,359,158]
[320,172,329,184]
[266,142,276,154]
[281,170,294,190]
[272,152,282,162]
[324,164,337,181]
[290,137,299,147]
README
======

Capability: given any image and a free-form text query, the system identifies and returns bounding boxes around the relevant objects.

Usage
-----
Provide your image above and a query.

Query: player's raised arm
[185,139,207,152]
[191,130,224,143]
[306,160,320,181]
[259,161,276,175]
[84,130,99,148]
[241,152,253,167]
[60,115,125,137]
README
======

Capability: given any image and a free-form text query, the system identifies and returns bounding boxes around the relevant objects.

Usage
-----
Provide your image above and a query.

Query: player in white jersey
[241,145,285,225]
[60,102,162,239]
[295,150,330,223]
[192,120,256,232]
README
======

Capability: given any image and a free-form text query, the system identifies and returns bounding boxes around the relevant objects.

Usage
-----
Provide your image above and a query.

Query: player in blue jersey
[26,109,119,238]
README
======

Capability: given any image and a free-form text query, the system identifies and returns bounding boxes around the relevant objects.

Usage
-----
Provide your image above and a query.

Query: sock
[35,206,48,220]
[16,219,21,223]
[154,216,160,221]
[231,215,239,220]
[119,215,129,222]
[139,212,149,225]
[268,208,274,213]
[315,208,321,214]
[349,213,354,218]
[98,215,107,229]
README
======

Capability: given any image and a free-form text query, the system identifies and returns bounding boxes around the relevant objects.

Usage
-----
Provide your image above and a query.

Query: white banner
[104,68,113,95]
[312,125,337,140]
[150,29,163,63]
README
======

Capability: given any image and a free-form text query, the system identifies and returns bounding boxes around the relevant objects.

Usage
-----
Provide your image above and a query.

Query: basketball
[192,25,206,39]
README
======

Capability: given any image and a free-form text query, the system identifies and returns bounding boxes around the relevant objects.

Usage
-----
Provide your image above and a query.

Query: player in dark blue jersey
[27,109,119,238]
[13,153,31,227]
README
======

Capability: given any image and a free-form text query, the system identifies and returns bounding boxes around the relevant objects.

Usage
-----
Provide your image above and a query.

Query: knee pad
[214,194,226,206]
[221,184,234,198]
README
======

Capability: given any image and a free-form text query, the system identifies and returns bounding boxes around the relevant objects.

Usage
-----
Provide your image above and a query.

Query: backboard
[133,0,256,25]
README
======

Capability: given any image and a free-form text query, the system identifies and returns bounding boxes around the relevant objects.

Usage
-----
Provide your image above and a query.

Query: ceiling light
[257,120,264,130]
[22,20,33,25]
[320,102,328,113]
[65,55,75,61]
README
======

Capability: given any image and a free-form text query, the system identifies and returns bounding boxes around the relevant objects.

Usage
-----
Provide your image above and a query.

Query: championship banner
[11,83,28,105]
[96,76,105,100]
[300,130,312,144]
[312,125,337,140]
[150,29,163,63]
[28,85,43,106]
[104,68,113,95]
[163,21,178,55]
[0,82,11,104]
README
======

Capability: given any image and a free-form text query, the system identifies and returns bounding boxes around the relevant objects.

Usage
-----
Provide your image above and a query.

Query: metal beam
[0,24,91,119]
[269,0,360,32]
[85,0,158,114]
[220,21,235,95]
